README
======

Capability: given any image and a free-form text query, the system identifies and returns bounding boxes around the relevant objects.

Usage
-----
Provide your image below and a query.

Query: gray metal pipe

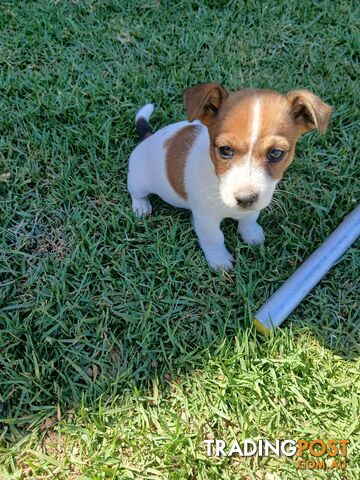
[254,204,360,335]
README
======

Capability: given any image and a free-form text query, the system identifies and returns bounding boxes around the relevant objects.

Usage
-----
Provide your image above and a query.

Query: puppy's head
[184,83,332,211]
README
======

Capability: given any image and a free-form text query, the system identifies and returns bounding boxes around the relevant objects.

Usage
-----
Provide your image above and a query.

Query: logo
[203,438,349,470]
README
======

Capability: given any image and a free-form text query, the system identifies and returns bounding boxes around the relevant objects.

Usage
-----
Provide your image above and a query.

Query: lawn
[0,0,359,478]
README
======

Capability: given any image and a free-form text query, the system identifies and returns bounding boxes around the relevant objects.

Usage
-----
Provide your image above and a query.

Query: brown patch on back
[164,125,200,199]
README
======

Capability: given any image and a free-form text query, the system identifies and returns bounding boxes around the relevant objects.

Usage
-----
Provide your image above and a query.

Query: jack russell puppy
[127,83,331,270]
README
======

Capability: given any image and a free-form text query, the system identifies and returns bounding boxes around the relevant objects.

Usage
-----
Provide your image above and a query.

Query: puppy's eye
[218,146,234,159]
[267,149,285,162]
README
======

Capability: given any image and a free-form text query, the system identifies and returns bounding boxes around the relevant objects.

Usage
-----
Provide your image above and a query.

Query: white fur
[127,106,277,270]
[218,163,276,211]
[135,103,154,123]
[246,96,261,166]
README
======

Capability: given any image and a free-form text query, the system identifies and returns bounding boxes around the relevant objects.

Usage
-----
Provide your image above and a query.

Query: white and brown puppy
[127,83,331,270]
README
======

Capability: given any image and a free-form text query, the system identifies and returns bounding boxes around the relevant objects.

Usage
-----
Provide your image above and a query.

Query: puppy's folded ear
[286,90,332,134]
[183,82,229,125]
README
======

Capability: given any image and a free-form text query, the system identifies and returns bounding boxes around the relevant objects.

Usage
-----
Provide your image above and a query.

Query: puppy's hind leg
[127,103,156,217]
[128,181,153,217]
[131,196,153,217]
[127,164,153,218]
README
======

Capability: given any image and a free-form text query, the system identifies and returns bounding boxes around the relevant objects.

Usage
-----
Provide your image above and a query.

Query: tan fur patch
[207,90,307,180]
[164,125,200,199]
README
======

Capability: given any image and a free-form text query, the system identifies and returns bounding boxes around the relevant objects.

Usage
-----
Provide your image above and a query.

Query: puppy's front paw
[206,248,234,271]
[239,222,265,245]
[132,198,153,217]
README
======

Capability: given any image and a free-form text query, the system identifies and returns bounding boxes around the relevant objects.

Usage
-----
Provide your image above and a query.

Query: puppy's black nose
[236,193,259,208]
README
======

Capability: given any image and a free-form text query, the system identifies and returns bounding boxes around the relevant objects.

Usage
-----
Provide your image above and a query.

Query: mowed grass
[0,0,359,478]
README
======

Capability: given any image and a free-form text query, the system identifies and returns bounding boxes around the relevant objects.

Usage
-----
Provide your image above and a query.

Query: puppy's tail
[135,103,154,142]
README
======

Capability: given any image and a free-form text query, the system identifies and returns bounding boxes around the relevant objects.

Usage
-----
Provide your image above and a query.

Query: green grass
[0,0,359,478]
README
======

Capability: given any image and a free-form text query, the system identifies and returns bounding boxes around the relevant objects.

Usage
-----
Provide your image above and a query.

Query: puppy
[127,83,331,270]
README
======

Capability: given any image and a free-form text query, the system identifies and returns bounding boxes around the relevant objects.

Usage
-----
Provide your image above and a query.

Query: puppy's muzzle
[235,193,259,208]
